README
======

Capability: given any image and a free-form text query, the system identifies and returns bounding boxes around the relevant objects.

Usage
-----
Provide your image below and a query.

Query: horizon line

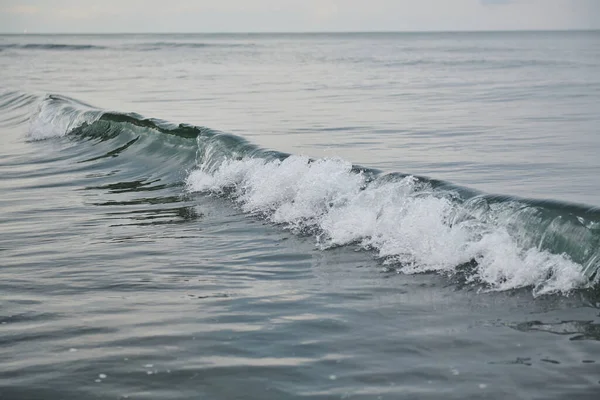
[1,28,599,35]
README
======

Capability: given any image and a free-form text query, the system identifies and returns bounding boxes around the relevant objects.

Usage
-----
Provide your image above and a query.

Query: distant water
[1,32,600,399]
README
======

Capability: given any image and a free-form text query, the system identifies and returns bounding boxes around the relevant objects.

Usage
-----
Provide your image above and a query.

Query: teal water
[1,32,600,399]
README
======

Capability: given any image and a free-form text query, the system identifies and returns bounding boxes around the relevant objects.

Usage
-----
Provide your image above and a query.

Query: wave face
[25,93,600,296]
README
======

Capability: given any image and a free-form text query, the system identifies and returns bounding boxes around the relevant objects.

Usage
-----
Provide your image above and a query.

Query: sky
[0,0,598,33]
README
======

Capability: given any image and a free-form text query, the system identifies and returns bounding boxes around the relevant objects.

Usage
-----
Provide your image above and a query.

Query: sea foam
[186,155,588,296]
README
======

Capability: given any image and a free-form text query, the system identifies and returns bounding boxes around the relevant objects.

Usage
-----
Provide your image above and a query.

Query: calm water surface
[1,32,600,399]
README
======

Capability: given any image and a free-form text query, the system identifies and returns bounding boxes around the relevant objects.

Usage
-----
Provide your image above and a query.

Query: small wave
[0,43,106,51]
[0,90,39,111]
[0,90,40,127]
[134,42,254,51]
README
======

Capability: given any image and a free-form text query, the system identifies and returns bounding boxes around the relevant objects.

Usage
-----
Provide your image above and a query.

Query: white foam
[186,155,588,296]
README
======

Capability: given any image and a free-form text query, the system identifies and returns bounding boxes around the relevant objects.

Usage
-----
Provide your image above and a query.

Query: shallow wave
[18,92,600,295]
[0,43,106,51]
[0,42,252,53]
[133,42,254,51]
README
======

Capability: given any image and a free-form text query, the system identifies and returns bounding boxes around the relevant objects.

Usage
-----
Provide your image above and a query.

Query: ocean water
[1,31,600,399]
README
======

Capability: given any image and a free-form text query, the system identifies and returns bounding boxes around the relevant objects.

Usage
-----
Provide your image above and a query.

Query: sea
[1,31,600,399]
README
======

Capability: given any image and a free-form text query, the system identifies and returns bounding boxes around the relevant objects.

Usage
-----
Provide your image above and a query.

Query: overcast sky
[0,0,598,33]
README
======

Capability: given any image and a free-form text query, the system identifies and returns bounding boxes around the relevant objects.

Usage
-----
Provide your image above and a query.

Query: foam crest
[186,155,589,296]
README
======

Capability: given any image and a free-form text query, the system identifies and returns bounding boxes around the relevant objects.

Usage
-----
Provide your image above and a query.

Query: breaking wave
[13,91,600,296]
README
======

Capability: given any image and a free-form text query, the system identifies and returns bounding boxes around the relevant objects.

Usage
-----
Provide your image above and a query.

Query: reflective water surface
[1,32,600,399]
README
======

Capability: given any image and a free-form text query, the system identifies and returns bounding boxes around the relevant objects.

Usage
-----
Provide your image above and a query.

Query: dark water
[1,32,600,399]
